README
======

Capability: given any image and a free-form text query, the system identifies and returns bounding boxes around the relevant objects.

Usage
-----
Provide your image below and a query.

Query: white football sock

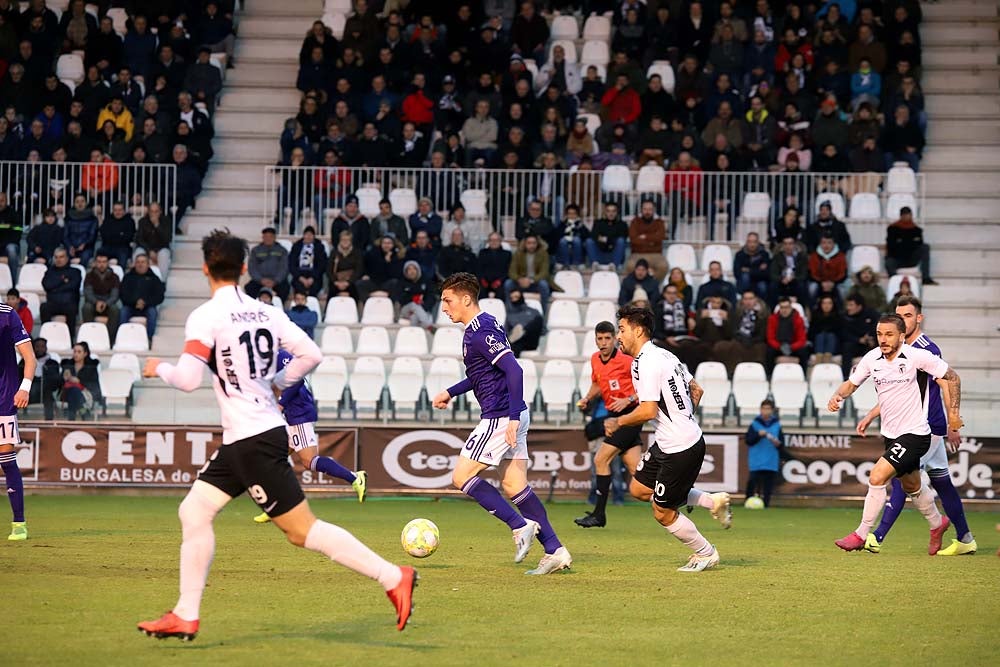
[908,485,943,529]
[173,488,225,621]
[665,513,714,556]
[687,489,715,510]
[305,520,402,590]
[856,483,887,538]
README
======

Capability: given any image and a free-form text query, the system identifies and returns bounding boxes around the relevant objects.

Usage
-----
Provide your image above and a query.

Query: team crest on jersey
[609,379,620,391]
[484,334,505,354]
[898,363,906,374]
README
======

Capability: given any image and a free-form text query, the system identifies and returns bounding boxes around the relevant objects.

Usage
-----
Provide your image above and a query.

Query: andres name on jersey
[231,308,271,325]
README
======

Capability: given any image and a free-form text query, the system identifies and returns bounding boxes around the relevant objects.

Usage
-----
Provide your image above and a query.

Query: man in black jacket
[885,206,935,284]
[839,293,879,379]
[0,191,23,281]
[288,226,328,297]
[40,247,82,333]
[585,202,628,269]
[477,231,512,300]
[20,337,62,419]
[437,228,477,279]
[119,254,165,341]
[99,201,136,267]
[733,232,771,299]
[356,235,403,302]
[803,202,852,253]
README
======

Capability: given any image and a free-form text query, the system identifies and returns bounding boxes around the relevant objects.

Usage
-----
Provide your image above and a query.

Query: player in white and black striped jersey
[826,313,963,553]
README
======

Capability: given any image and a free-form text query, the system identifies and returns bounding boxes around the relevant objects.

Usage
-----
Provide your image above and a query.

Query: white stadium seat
[552,270,585,299]
[548,39,578,63]
[436,304,460,326]
[113,323,149,352]
[109,352,140,380]
[732,362,769,421]
[543,329,579,358]
[809,363,844,418]
[577,362,592,396]
[852,377,878,415]
[355,326,391,355]
[584,300,617,328]
[887,164,917,195]
[16,263,46,293]
[355,187,382,218]
[305,296,322,321]
[360,296,394,324]
[0,263,11,291]
[479,297,506,323]
[849,245,882,275]
[321,325,353,354]
[635,164,666,195]
[848,193,881,220]
[601,165,632,194]
[106,7,128,35]
[550,14,578,40]
[349,356,386,411]
[580,40,610,66]
[460,189,488,217]
[40,321,72,353]
[77,322,111,353]
[322,12,347,40]
[71,263,86,293]
[394,326,429,356]
[579,330,598,357]
[99,368,135,410]
[887,274,920,300]
[517,358,539,405]
[588,271,620,300]
[56,54,84,85]
[694,362,730,422]
[539,359,577,416]
[313,356,348,409]
[431,327,463,357]
[325,296,358,324]
[815,192,847,220]
[582,15,611,41]
[389,188,418,217]
[387,357,424,409]
[666,243,697,272]
[547,300,581,328]
[700,244,734,272]
[577,113,601,137]
[770,363,807,420]
[425,357,463,403]
[324,0,352,12]
[885,193,917,222]
[646,61,676,94]
[22,292,40,322]
[741,192,772,221]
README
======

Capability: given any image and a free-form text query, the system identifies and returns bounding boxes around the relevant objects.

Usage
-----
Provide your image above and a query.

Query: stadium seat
[355,326,391,355]
[425,357,463,404]
[887,274,921,300]
[305,296,322,322]
[646,60,676,94]
[548,39,577,63]
[106,7,128,34]
[770,363,807,422]
[550,14,578,40]
[39,321,72,353]
[809,364,844,422]
[694,362,730,422]
[387,357,424,413]
[584,300,617,328]
[56,53,84,85]
[325,296,358,324]
[732,362,769,422]
[349,356,386,413]
[666,243,697,272]
[355,187,382,218]
[635,164,666,194]
[580,40,610,66]
[547,300,582,328]
[22,291,40,322]
[321,12,347,40]
[523,58,539,80]
[389,188,418,217]
[543,329,579,358]
[324,0,352,14]
[460,189,488,217]
[601,165,632,195]
[885,193,918,221]
[815,192,847,220]
[110,264,124,281]
[552,270,585,299]
[849,245,882,275]
[360,296,394,324]
[741,192,772,221]
[539,359,577,419]
[113,323,149,352]
[394,326,429,355]
[0,263,11,291]
[436,304,459,326]
[431,327,463,357]
[312,356,348,411]
[99,368,135,412]
[479,297,506,322]
[77,322,111,353]
[582,14,611,41]
[109,352,140,380]
[517,358,540,406]
[851,377,878,416]
[577,113,601,137]
[588,271,620,299]
[16,263,46,293]
[71,264,86,293]
[847,193,881,220]
[579,330,598,357]
[887,164,918,195]
[700,244,734,272]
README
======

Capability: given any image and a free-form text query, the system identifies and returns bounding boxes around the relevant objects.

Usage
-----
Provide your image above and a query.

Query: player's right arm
[829,353,870,412]
[616,354,660,428]
[577,380,601,410]
[856,404,881,436]
[434,377,472,409]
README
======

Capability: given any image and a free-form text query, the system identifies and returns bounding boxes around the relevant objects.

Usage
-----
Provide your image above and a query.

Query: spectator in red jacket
[600,74,641,126]
[664,151,703,227]
[807,234,848,305]
[5,288,32,334]
[400,72,435,135]
[766,296,809,373]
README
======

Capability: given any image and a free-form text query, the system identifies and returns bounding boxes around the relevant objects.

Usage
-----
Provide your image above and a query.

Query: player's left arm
[496,352,525,446]
[688,378,704,409]
[14,339,35,409]
[935,368,962,449]
[617,355,659,428]
[144,309,213,391]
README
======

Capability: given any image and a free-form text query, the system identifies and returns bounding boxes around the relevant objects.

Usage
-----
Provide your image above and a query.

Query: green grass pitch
[7,495,999,666]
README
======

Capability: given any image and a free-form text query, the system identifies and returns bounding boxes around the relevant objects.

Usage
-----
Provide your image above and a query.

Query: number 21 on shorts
[888,442,907,463]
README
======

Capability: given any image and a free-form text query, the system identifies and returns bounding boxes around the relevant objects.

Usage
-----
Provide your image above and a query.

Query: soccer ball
[744,495,766,510]
[401,518,440,558]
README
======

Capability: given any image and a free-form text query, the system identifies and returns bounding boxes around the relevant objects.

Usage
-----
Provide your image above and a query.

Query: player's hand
[576,398,589,411]
[946,428,962,453]
[431,390,452,409]
[608,396,632,412]
[604,417,619,437]
[142,357,162,378]
[13,389,29,408]
[505,420,519,447]
[856,415,872,437]
[827,394,844,413]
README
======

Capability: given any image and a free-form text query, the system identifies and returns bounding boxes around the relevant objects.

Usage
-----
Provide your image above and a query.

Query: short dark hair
[846,293,866,308]
[895,294,922,313]
[777,295,791,305]
[595,321,616,335]
[760,398,775,409]
[7,288,18,297]
[879,313,906,333]
[95,249,110,259]
[440,272,479,303]
[202,229,247,283]
[617,304,654,338]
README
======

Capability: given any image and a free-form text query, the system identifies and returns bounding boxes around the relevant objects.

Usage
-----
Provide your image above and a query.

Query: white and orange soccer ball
[401,518,440,558]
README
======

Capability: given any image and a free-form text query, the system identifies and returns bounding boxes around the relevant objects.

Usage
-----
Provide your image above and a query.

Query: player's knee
[629,479,651,502]
[298,453,314,470]
[869,469,892,486]
[652,504,678,527]
[452,470,470,490]
[285,528,309,547]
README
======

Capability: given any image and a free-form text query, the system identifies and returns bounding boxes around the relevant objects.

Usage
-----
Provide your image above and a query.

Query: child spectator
[745,399,784,507]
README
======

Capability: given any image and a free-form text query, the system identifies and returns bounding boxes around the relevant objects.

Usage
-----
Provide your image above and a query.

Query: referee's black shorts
[198,426,306,517]
[604,406,643,452]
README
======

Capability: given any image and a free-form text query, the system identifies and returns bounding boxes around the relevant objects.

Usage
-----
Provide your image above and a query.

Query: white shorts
[0,414,19,445]
[920,435,949,473]
[460,408,530,466]
[287,422,318,453]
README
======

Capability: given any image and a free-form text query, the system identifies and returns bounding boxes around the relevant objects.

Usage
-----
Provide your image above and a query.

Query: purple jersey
[463,312,526,419]
[912,333,946,435]
[0,304,30,414]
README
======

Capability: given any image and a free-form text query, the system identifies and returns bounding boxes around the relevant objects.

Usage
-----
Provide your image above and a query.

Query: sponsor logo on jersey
[484,333,506,354]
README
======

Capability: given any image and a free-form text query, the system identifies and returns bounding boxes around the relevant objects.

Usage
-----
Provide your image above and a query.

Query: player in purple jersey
[431,273,571,575]
[252,350,366,523]
[857,296,975,555]
[0,302,35,541]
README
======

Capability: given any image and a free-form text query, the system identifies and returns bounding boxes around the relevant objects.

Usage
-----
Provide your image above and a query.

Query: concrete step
[922,25,1000,46]
[237,16,316,39]
[928,247,1000,277]
[923,169,1000,195]
[929,334,1000,365]
[923,285,1000,308]
[225,63,300,87]
[213,136,281,162]
[235,38,301,62]
[926,94,1000,116]
[921,46,999,67]
[247,0,323,16]
[181,215,267,239]
[923,196,1000,220]
[924,1,1000,21]
[214,109,289,134]
[922,145,1000,167]
[927,315,1000,336]
[193,190,270,214]
[215,87,301,112]
[927,120,1000,145]
[202,163,267,188]
[922,71,1000,93]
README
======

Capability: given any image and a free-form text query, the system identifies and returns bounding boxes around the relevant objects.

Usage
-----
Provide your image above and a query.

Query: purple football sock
[310,456,356,484]
[930,473,972,541]
[1,457,25,523]
[873,478,906,543]
[462,477,527,530]
[511,487,563,554]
